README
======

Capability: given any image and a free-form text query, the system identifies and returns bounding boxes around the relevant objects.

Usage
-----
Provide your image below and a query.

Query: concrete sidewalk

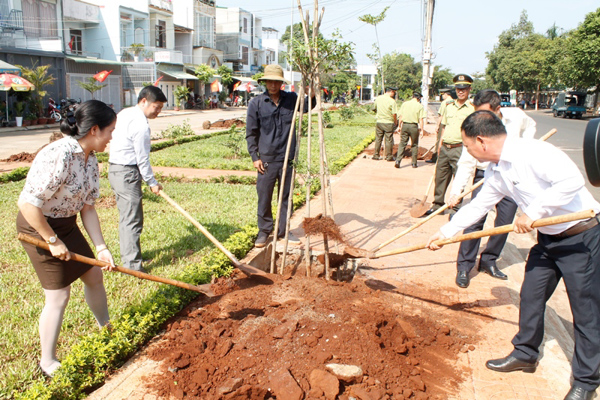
[87,123,584,400]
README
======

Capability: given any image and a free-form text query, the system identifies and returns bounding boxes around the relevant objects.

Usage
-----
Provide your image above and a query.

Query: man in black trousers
[246,64,315,248]
[427,110,600,400]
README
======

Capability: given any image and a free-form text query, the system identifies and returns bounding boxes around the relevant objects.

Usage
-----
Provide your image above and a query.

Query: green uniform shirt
[441,99,474,144]
[399,98,425,124]
[373,94,397,124]
[438,97,453,118]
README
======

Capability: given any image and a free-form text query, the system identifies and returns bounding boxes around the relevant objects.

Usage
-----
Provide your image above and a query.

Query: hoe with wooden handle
[158,190,268,277]
[372,209,595,259]
[18,233,215,296]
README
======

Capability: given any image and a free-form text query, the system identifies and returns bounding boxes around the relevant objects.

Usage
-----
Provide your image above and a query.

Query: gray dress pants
[108,164,144,271]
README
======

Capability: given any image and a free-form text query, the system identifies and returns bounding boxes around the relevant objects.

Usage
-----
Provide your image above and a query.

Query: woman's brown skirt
[17,211,94,290]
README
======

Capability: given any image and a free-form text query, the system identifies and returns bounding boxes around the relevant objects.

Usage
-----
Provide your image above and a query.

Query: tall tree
[563,8,600,92]
[431,65,453,95]
[359,6,389,93]
[194,64,215,98]
[378,51,421,97]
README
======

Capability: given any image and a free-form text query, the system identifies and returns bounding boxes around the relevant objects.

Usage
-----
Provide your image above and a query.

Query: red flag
[210,80,219,93]
[153,75,163,86]
[93,70,112,83]
[233,81,241,91]
[247,83,254,92]
[68,36,74,51]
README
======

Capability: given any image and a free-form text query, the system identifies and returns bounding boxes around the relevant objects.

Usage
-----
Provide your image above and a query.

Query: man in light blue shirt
[108,86,166,272]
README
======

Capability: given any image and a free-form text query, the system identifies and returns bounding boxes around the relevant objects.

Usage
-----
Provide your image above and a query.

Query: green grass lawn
[150,111,375,173]
[0,179,258,399]
[0,108,376,399]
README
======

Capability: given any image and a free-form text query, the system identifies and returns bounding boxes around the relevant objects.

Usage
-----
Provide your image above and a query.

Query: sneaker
[255,233,269,248]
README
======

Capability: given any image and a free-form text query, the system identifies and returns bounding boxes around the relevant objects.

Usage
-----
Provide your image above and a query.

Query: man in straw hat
[427,110,600,400]
[246,64,315,248]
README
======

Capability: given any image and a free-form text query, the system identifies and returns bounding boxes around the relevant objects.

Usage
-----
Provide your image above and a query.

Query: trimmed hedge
[16,225,258,400]
[0,166,30,184]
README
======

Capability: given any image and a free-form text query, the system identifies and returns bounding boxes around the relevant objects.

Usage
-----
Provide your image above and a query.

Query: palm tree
[17,63,55,118]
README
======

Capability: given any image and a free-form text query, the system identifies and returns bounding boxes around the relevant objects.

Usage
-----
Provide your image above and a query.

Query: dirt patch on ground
[209,118,246,129]
[95,196,116,209]
[0,132,63,163]
[146,269,475,399]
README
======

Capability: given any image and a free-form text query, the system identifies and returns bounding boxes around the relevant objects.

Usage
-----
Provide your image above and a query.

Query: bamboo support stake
[281,86,306,272]
[305,81,313,276]
[371,128,558,252]
[271,92,303,274]
[18,233,214,295]
[373,209,595,259]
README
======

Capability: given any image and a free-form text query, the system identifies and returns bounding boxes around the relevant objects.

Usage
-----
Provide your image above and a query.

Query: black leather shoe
[422,207,439,217]
[394,159,401,168]
[455,271,469,288]
[478,264,508,280]
[255,233,270,248]
[485,355,537,373]
[426,156,436,164]
[386,157,395,162]
[563,386,597,400]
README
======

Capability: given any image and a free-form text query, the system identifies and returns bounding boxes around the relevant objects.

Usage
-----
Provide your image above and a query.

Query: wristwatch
[46,235,57,244]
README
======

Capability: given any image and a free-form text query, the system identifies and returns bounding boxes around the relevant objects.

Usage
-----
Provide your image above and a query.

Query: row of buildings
[0,0,303,111]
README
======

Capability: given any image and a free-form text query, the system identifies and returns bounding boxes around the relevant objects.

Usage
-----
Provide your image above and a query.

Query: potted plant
[17,63,55,123]
[129,43,144,62]
[14,101,25,127]
[24,112,36,126]
[173,86,190,111]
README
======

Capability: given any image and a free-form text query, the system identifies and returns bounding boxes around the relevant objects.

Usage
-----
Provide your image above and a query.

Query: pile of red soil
[302,214,345,243]
[1,152,36,162]
[210,118,246,128]
[146,273,474,399]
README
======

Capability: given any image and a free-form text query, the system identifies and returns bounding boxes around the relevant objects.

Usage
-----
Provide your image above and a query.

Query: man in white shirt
[427,110,600,400]
[448,90,536,288]
[108,86,166,272]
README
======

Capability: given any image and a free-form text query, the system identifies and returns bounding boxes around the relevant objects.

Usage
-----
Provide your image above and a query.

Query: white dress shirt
[450,107,537,197]
[108,106,158,187]
[20,136,99,218]
[441,137,600,237]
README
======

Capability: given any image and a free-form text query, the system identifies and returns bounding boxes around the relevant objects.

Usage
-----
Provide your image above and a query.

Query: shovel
[18,233,215,296]
[409,169,436,218]
[158,190,268,278]
[371,209,594,259]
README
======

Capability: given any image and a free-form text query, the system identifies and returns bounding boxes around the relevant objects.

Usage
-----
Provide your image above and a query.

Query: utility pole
[421,0,434,117]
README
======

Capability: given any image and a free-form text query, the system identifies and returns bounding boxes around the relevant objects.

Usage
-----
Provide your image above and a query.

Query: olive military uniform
[373,90,398,160]
[396,96,425,167]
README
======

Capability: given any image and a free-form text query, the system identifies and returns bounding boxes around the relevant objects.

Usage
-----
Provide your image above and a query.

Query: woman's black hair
[60,100,116,138]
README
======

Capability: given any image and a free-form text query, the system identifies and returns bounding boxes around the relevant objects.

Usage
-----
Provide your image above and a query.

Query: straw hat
[259,64,290,84]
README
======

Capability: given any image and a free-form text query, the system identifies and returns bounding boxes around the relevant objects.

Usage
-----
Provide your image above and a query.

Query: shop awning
[0,60,20,74]
[158,69,198,80]
[66,56,130,66]
[232,76,256,83]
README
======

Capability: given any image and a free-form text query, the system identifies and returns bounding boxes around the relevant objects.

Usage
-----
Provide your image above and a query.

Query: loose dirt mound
[146,274,473,399]
[302,214,345,243]
[0,132,63,163]
[210,118,246,128]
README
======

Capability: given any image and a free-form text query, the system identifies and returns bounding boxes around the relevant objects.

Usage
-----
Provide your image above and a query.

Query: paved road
[527,109,600,201]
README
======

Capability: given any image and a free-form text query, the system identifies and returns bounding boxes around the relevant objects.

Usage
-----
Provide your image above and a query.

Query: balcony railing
[0,9,23,33]
[120,46,183,64]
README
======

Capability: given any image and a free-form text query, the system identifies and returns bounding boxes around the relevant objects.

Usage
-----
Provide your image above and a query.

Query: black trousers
[510,223,600,391]
[457,169,518,272]
[256,161,294,237]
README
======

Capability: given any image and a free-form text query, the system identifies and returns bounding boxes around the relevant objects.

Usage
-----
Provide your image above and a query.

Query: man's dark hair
[138,85,167,104]
[461,110,507,138]
[473,89,501,109]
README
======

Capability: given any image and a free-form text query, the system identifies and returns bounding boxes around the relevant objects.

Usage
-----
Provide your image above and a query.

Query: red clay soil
[0,132,63,162]
[146,270,475,399]
[210,118,246,128]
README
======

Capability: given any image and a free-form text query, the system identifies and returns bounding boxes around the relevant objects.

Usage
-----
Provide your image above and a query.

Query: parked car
[552,92,586,119]
[500,94,512,107]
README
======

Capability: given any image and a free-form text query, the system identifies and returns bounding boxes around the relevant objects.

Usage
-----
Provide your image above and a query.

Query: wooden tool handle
[158,190,241,267]
[18,233,213,295]
[373,209,596,259]
[372,128,558,252]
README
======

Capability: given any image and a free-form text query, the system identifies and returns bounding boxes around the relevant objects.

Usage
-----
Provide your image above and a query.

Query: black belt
[553,214,599,239]
[443,142,462,149]
[404,122,418,125]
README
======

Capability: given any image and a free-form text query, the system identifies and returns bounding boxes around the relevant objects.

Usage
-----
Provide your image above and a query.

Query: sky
[216,0,599,76]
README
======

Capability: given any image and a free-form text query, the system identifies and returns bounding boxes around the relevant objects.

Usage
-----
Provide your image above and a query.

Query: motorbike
[48,98,62,122]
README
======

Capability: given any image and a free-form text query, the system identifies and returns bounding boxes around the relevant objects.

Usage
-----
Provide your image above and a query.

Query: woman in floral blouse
[17,100,117,378]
